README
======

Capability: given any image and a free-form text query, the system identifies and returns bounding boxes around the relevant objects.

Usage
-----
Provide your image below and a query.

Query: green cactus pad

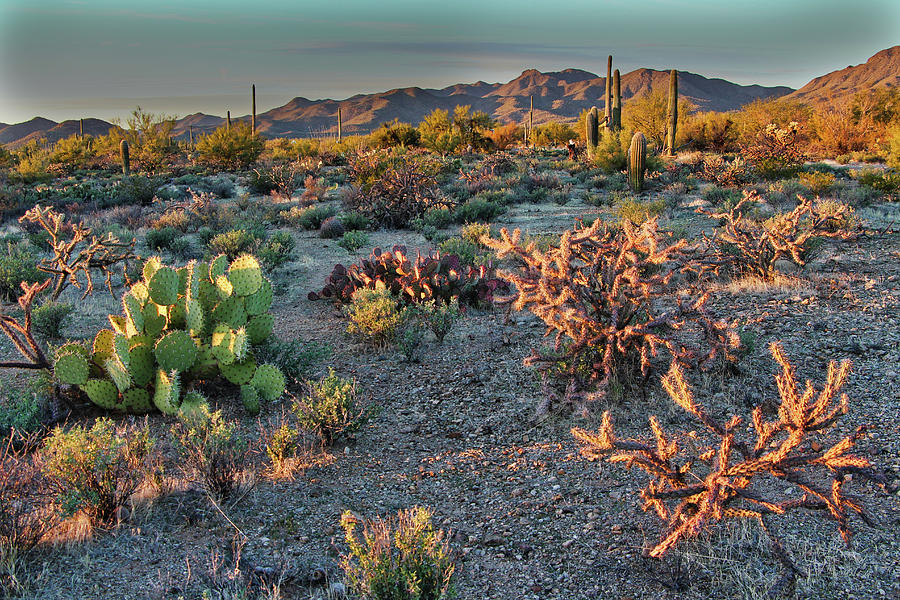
[215,274,234,300]
[251,364,285,402]
[167,299,187,329]
[177,266,190,296]
[185,298,205,336]
[228,254,263,297]
[178,391,209,420]
[55,351,90,386]
[104,356,132,393]
[127,335,151,349]
[142,256,163,283]
[148,266,179,306]
[185,261,200,300]
[209,254,229,282]
[57,342,90,361]
[155,330,198,373]
[220,355,257,385]
[123,292,145,335]
[143,303,167,338]
[109,314,128,335]
[190,343,219,378]
[198,279,219,312]
[93,329,116,364]
[233,327,250,362]
[244,277,273,316]
[153,370,181,414]
[113,334,131,365]
[128,344,155,388]
[131,281,150,304]
[211,325,237,365]
[240,385,260,415]
[81,379,120,410]
[245,314,274,345]
[212,296,247,329]
[122,388,153,413]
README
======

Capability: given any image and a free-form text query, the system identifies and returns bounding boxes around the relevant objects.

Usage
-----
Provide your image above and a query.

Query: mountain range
[2,46,897,148]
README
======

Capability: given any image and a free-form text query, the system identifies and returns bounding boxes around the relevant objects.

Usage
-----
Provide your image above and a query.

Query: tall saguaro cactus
[189,125,194,147]
[120,139,130,176]
[251,84,257,136]
[337,108,343,142]
[586,107,599,156]
[227,111,232,132]
[79,118,84,138]
[628,132,647,192]
[529,95,534,147]
[665,69,678,156]
[612,69,622,130]
[604,55,612,129]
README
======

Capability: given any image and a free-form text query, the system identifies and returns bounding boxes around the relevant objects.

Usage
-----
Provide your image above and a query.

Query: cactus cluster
[309,245,508,307]
[54,254,284,415]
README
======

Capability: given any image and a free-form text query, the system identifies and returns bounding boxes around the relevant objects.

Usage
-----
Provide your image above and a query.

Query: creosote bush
[39,418,159,525]
[573,343,887,596]
[293,368,367,446]
[341,506,455,600]
[345,285,403,346]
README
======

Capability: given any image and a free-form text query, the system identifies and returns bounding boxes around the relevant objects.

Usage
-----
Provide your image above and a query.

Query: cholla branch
[19,205,137,301]
[573,342,886,594]
[484,217,738,413]
[701,190,856,278]
[0,279,52,370]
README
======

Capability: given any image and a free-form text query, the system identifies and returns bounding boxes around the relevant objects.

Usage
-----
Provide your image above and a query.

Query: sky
[0,0,898,124]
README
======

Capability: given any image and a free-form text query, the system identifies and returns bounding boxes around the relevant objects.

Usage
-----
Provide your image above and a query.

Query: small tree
[115,106,179,172]
[623,89,695,150]
[194,122,264,171]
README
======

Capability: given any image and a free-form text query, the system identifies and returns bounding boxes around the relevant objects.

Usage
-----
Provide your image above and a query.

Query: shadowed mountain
[785,46,900,106]
[0,117,116,148]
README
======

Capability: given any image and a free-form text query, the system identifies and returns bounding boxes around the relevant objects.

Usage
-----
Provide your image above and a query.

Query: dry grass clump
[573,342,887,596]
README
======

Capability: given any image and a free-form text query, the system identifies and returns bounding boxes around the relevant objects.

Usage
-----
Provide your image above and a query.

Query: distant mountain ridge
[3,47,898,148]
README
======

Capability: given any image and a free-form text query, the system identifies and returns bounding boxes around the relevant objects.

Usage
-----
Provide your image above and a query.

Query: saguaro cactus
[628,132,647,192]
[79,118,84,138]
[604,55,612,129]
[337,108,343,142]
[665,69,678,156]
[251,84,257,136]
[586,107,599,155]
[529,95,534,147]
[120,139,130,175]
[227,111,231,132]
[612,69,622,130]
[189,125,194,147]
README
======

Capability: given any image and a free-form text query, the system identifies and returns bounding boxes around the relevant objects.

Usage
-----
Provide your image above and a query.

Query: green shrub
[341,506,455,600]
[702,185,742,208]
[194,123,264,171]
[257,231,295,271]
[339,211,370,231]
[797,171,836,196]
[590,129,629,173]
[31,301,73,338]
[616,197,667,225]
[263,419,302,475]
[852,169,900,196]
[40,418,159,524]
[0,385,43,443]
[145,226,180,252]
[117,175,160,206]
[293,368,367,446]
[346,285,402,346]
[423,208,454,229]
[405,299,460,344]
[0,244,44,302]
[370,120,421,149]
[255,337,330,383]
[453,199,503,224]
[460,222,490,245]
[207,228,259,259]
[282,204,337,230]
[338,230,370,253]
[171,406,249,501]
[437,237,489,267]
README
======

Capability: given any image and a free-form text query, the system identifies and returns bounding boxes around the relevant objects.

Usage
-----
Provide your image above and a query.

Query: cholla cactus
[54,254,284,415]
[483,218,737,414]
[573,343,887,595]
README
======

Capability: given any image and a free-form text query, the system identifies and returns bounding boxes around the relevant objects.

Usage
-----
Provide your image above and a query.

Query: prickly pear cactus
[55,254,285,414]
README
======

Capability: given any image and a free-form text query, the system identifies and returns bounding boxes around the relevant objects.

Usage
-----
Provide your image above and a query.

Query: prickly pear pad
[228,254,263,297]
[155,330,198,373]
[55,351,89,386]
[148,266,179,306]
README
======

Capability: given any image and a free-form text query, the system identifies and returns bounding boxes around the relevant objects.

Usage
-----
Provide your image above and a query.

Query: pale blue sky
[1,0,897,123]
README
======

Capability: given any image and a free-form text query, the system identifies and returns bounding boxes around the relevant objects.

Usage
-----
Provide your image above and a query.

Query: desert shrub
[171,406,249,501]
[249,162,305,199]
[117,175,160,206]
[0,243,44,302]
[319,215,345,239]
[193,122,263,171]
[51,135,96,171]
[0,381,45,444]
[344,151,448,228]
[484,219,737,414]
[260,415,305,478]
[589,129,630,173]
[257,230,295,271]
[31,300,73,339]
[702,185,742,209]
[202,177,236,199]
[437,237,489,267]
[293,369,367,446]
[371,120,421,149]
[681,111,736,152]
[345,285,402,346]
[11,140,53,184]
[887,124,900,169]
[616,197,666,225]
[151,210,190,232]
[852,168,900,197]
[404,299,460,344]
[531,122,578,147]
[39,418,158,524]
[145,226,180,252]
[418,109,462,154]
[742,122,807,179]
[310,245,508,307]
[811,106,876,157]
[731,98,813,148]
[207,228,259,259]
[453,198,504,224]
[339,211,370,231]
[294,204,337,231]
[299,174,327,206]
[341,506,455,600]
[622,88,695,150]
[699,155,751,187]
[573,343,888,596]
[255,337,330,384]
[486,123,523,150]
[422,208,454,229]
[796,170,836,196]
[704,190,857,277]
[338,230,369,253]
[118,107,179,172]
[0,441,52,596]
